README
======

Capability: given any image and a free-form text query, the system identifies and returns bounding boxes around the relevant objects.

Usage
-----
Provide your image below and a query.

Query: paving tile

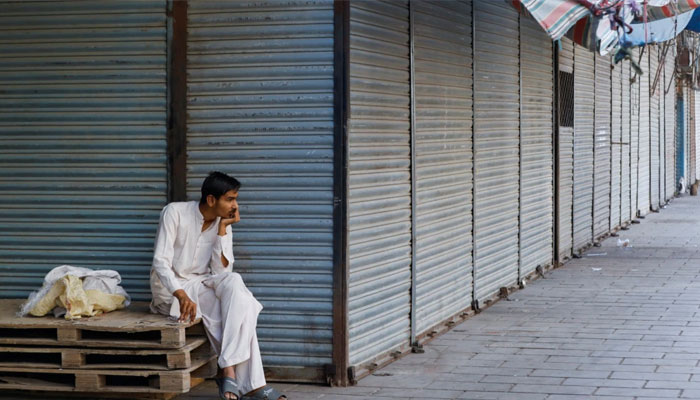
[510,383,595,395]
[594,387,681,397]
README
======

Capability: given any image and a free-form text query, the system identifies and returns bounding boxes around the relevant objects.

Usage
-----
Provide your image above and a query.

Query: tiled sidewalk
[180,195,700,399]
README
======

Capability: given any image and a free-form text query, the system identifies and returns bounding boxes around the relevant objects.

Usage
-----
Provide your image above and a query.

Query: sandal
[216,376,243,400]
[241,385,287,400]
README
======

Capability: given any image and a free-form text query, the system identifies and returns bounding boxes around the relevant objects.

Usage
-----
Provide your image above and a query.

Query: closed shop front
[662,49,676,201]
[0,1,169,300]
[696,89,700,181]
[519,14,553,278]
[556,38,575,261]
[573,43,594,251]
[621,59,632,222]
[677,91,685,186]
[658,46,675,204]
[473,1,520,302]
[649,46,661,210]
[630,48,640,216]
[186,0,335,380]
[611,61,622,229]
[413,0,473,337]
[659,51,667,202]
[637,50,651,216]
[346,0,412,369]
[665,55,678,200]
[690,89,697,184]
[593,53,611,239]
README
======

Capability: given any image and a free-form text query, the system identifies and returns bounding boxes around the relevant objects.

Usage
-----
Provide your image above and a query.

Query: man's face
[212,189,239,219]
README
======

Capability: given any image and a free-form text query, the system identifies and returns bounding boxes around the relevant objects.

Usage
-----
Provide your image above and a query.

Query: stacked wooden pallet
[0,299,216,399]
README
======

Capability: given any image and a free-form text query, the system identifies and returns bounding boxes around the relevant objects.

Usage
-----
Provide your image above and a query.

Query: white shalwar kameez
[149,201,265,395]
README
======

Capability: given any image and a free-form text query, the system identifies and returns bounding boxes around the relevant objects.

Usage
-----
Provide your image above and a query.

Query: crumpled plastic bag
[18,265,131,320]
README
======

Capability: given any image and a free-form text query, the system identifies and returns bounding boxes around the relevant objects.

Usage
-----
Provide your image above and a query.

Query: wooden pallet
[0,381,207,400]
[0,351,217,394]
[0,336,211,370]
[0,299,204,349]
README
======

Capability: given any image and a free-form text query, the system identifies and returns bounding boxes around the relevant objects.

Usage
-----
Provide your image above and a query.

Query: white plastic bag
[18,265,131,318]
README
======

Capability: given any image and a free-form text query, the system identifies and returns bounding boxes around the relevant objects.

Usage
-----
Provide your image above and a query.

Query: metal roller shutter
[687,89,698,186]
[696,90,700,181]
[473,1,519,302]
[659,52,666,203]
[677,90,685,187]
[621,60,631,222]
[557,38,574,261]
[611,61,622,229]
[630,48,640,216]
[666,52,675,200]
[519,15,553,278]
[649,46,661,210]
[680,87,693,185]
[593,53,611,239]
[0,1,168,300]
[346,0,411,367]
[688,88,692,187]
[573,44,594,251]
[637,49,650,216]
[413,0,473,336]
[186,0,335,379]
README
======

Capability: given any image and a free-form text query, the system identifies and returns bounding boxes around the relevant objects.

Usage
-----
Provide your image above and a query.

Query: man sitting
[149,171,286,400]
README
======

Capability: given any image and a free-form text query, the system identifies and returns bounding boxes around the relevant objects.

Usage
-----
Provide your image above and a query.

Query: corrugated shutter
[666,51,675,200]
[572,44,594,251]
[0,1,168,300]
[637,50,650,216]
[659,52,666,203]
[519,15,553,277]
[690,89,697,184]
[696,89,700,181]
[649,46,661,210]
[186,1,334,379]
[677,91,685,186]
[666,50,676,200]
[593,53,611,239]
[630,48,640,216]
[688,88,692,186]
[473,1,519,302]
[557,38,574,261]
[413,0,473,336]
[621,60,631,222]
[611,61,622,229]
[347,0,411,367]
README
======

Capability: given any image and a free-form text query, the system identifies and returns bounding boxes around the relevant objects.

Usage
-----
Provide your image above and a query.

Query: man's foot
[216,376,242,400]
[243,385,287,400]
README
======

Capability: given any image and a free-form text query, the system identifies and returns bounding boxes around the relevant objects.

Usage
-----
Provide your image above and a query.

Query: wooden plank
[0,300,201,349]
[0,352,216,394]
[0,337,210,370]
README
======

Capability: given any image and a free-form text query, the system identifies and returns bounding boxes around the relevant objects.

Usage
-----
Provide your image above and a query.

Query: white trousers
[161,272,266,394]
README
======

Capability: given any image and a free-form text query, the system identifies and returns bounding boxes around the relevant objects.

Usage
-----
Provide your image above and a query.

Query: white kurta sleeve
[210,224,234,275]
[152,205,183,294]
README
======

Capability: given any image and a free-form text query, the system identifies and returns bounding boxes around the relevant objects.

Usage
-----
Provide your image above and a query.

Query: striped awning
[509,0,591,41]
[510,0,699,53]
[647,0,700,21]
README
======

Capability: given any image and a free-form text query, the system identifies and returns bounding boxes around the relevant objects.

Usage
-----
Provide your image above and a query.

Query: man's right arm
[152,205,184,295]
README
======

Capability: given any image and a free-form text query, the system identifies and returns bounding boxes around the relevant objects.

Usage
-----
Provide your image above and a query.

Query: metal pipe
[408,0,417,348]
[331,0,350,387]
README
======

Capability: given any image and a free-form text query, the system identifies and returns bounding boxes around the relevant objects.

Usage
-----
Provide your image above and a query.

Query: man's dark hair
[200,171,241,204]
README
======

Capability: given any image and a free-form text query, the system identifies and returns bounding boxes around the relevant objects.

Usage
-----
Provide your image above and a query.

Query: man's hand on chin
[218,208,240,236]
